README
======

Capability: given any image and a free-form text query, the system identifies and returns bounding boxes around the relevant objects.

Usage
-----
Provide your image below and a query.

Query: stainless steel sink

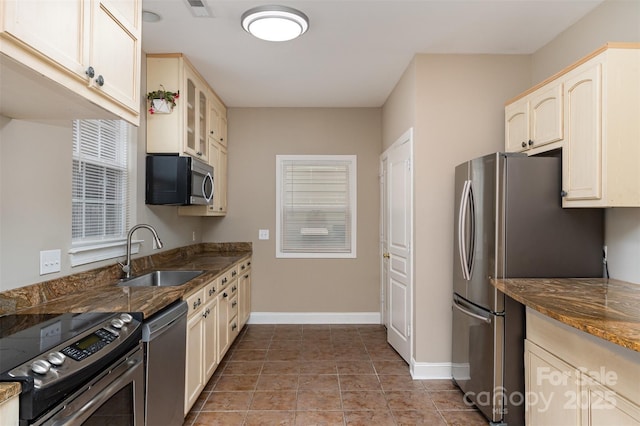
[117,270,204,287]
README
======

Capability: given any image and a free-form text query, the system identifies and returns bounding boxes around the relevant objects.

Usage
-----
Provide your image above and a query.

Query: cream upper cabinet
[177,98,228,217]
[561,47,640,207]
[147,54,210,162]
[0,0,141,125]
[505,81,563,154]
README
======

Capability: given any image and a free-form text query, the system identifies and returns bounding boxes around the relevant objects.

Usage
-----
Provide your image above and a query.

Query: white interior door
[381,129,413,363]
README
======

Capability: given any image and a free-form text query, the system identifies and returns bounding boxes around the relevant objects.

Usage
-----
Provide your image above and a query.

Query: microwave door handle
[203,173,213,202]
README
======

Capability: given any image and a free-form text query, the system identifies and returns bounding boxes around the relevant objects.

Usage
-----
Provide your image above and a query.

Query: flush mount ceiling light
[241,5,309,42]
[142,10,162,23]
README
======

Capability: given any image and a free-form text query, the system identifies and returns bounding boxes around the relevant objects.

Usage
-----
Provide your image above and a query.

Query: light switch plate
[40,249,61,275]
[259,229,269,240]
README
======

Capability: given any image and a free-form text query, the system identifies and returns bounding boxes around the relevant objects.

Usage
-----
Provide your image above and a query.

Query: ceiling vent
[185,0,211,17]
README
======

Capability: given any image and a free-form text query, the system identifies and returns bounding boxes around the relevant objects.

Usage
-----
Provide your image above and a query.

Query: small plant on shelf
[147,86,179,114]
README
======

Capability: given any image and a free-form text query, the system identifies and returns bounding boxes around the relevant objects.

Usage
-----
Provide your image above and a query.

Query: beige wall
[382,54,531,365]
[0,59,204,291]
[202,108,382,315]
[531,0,640,284]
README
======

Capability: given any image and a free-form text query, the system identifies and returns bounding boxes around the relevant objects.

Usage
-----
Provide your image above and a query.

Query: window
[276,155,357,258]
[70,119,133,266]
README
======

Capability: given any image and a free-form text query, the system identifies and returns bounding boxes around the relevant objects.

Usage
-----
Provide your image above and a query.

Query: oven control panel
[7,312,140,388]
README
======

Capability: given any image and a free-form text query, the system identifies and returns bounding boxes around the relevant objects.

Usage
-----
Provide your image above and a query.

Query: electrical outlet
[259,229,269,240]
[40,249,61,275]
[603,245,608,262]
[192,231,196,241]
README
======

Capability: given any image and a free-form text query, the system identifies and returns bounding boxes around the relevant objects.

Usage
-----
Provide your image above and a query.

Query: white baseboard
[410,360,452,379]
[247,312,381,324]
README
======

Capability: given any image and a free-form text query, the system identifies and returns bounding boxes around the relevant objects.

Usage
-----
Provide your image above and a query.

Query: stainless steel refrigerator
[451,152,603,425]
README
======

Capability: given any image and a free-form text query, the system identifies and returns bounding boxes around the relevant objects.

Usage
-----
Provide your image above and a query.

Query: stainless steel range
[0,311,144,425]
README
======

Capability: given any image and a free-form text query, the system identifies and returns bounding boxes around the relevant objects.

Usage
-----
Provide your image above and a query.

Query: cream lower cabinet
[184,279,218,415]
[525,309,640,426]
[0,0,141,125]
[0,393,19,426]
[238,259,252,328]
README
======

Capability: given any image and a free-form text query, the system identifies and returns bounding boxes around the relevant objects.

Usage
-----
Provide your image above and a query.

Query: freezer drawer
[452,294,504,423]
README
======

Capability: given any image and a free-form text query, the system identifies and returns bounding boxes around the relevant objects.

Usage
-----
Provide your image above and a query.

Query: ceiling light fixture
[241,5,309,42]
[142,10,162,23]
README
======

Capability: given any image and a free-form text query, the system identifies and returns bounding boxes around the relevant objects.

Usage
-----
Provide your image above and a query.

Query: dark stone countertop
[492,277,640,352]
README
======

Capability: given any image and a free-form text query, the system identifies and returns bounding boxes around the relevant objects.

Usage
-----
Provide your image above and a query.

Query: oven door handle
[40,348,143,426]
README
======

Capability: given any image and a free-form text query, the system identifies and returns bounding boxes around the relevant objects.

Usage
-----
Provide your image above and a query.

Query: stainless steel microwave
[145,155,214,205]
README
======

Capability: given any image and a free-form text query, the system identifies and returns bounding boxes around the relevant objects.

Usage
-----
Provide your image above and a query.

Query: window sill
[69,239,142,267]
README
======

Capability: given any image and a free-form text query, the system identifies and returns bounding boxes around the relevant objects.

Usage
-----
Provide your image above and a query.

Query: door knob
[383,253,390,259]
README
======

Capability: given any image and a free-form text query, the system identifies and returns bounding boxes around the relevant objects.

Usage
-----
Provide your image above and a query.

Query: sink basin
[118,270,204,287]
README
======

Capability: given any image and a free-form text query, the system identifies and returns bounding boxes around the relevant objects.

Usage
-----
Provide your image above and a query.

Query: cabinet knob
[96,75,105,87]
[196,151,203,156]
[85,66,95,78]
[244,274,249,279]
[232,270,237,277]
[528,139,534,146]
[223,292,228,298]
[561,190,568,197]
[232,301,237,308]
[521,141,527,148]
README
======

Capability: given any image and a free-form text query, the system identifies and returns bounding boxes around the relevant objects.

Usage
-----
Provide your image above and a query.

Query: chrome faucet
[120,224,163,279]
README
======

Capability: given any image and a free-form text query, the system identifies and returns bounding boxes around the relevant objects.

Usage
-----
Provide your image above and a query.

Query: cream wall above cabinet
[0,0,141,125]
[505,43,640,207]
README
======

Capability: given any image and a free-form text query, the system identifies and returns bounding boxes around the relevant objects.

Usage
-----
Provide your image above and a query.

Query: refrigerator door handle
[466,182,476,278]
[453,298,492,324]
[458,180,474,280]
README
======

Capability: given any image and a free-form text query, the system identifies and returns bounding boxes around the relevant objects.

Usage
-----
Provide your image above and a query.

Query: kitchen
[1,0,640,425]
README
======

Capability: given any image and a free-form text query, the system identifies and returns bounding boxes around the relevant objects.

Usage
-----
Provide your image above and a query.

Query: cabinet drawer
[219,268,236,288]
[229,295,239,318]
[239,258,252,273]
[185,289,205,317]
[204,278,218,301]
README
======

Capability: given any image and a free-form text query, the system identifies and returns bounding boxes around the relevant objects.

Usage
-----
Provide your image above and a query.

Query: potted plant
[147,86,179,114]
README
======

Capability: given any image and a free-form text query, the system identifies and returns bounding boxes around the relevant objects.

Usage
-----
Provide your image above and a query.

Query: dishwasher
[142,300,187,426]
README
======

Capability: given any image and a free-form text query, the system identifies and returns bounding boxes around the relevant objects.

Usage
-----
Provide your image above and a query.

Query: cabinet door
[239,270,252,327]
[530,83,563,149]
[217,289,230,360]
[505,99,529,152]
[88,0,141,112]
[525,340,581,426]
[208,98,222,142]
[1,0,85,76]
[185,310,205,415]
[581,375,640,426]
[183,67,208,161]
[562,61,602,202]
[218,146,228,213]
[203,298,218,381]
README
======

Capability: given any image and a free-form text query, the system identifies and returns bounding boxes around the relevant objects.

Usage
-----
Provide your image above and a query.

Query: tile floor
[182,324,488,425]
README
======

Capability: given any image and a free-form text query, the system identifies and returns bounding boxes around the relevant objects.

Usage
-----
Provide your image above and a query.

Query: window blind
[72,120,129,243]
[277,155,356,258]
